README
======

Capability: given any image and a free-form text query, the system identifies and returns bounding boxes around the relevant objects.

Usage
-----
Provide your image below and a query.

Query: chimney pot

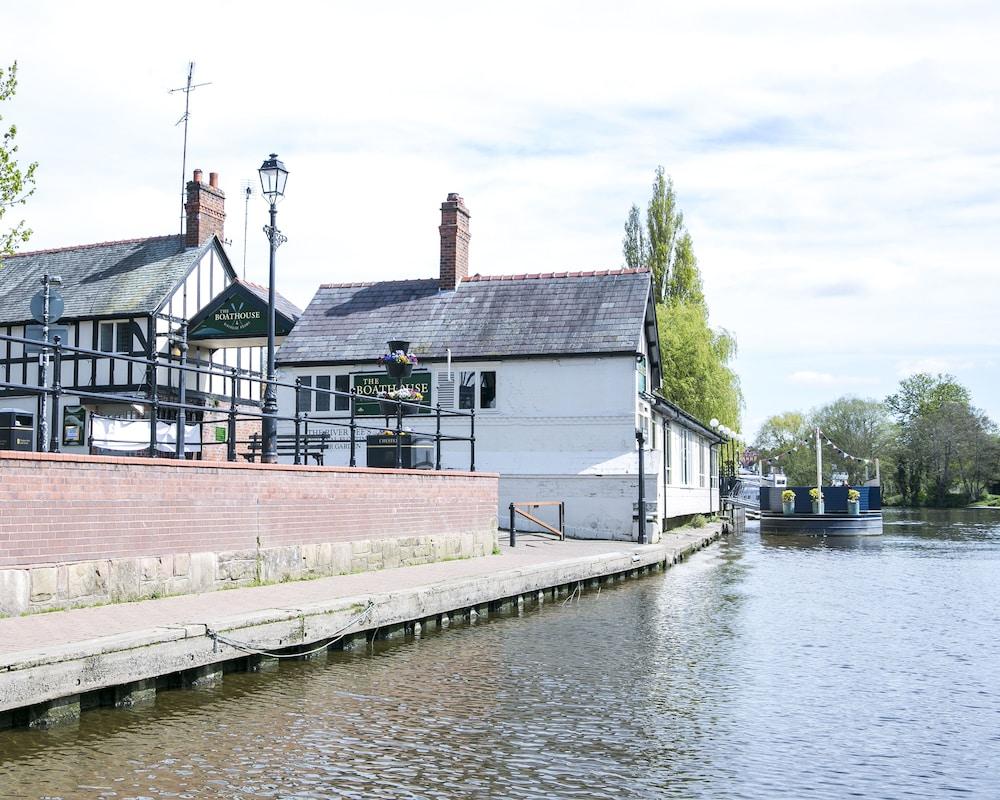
[193,169,203,184]
[209,172,218,188]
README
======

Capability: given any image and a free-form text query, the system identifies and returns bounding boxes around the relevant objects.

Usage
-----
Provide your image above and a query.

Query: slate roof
[240,279,302,322]
[0,235,208,324]
[278,268,653,365]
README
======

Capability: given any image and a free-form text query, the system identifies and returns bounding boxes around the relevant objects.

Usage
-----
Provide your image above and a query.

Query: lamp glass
[258,153,289,202]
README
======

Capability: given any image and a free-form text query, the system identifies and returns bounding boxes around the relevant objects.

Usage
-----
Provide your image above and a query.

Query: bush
[781,490,796,503]
[690,514,706,528]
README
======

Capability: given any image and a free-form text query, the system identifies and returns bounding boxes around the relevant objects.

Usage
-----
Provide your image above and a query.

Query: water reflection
[2,509,999,798]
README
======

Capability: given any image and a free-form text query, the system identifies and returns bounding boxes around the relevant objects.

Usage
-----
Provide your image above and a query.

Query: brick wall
[0,452,498,569]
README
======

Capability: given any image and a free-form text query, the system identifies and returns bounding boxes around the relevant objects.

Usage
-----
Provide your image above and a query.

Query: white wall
[278,353,718,540]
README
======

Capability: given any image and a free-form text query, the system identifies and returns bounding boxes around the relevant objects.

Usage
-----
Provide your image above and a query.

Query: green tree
[656,301,741,428]
[624,166,743,429]
[1,62,36,261]
[622,203,648,270]
[812,396,893,485]
[753,411,814,485]
[644,166,682,303]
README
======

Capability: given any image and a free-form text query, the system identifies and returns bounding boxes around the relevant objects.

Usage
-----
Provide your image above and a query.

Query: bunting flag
[764,429,872,466]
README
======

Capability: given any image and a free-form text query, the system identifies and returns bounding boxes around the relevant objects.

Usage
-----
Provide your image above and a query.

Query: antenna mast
[169,62,212,236]
[240,180,255,280]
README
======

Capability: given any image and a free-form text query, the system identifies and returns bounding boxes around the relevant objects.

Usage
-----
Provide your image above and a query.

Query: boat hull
[760,511,883,536]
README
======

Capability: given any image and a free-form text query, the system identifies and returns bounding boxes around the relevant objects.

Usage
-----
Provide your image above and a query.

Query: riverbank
[0,524,723,729]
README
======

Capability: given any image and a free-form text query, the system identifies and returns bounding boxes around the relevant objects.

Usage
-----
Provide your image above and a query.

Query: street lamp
[258,153,289,464]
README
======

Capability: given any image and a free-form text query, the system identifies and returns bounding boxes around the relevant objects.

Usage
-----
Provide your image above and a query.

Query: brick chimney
[439,192,470,290]
[185,169,225,247]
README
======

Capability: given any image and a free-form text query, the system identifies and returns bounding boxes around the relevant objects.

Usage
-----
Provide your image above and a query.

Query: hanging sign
[352,372,432,416]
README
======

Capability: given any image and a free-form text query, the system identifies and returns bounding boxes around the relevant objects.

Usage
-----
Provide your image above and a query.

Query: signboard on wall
[188,284,296,341]
[352,371,432,416]
[62,405,86,446]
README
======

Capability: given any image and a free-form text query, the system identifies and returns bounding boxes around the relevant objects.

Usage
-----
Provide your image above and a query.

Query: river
[2,508,998,799]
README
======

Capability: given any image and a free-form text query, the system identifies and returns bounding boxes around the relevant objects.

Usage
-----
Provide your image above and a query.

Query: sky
[5,1,999,437]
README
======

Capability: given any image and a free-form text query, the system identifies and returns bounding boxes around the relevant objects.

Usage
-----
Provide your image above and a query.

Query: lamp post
[258,153,289,464]
[38,273,63,452]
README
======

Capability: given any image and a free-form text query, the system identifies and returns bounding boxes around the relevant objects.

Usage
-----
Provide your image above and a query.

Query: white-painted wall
[278,352,718,540]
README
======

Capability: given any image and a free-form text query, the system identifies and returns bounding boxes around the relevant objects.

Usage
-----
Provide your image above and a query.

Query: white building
[276,194,721,541]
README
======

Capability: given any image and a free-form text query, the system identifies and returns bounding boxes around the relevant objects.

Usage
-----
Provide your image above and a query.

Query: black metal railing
[0,332,476,471]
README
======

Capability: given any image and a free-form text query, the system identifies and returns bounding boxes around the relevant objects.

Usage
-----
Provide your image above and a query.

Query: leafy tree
[656,301,741,428]
[0,62,36,261]
[623,203,648,270]
[812,396,893,484]
[623,166,743,429]
[753,411,815,485]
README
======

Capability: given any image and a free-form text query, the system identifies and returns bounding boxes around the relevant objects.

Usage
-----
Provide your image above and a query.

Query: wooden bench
[244,431,331,465]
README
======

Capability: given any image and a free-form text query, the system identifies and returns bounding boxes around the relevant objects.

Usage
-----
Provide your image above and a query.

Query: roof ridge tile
[4,234,181,259]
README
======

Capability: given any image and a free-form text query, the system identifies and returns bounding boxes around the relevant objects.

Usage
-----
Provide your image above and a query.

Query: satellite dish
[30,290,65,324]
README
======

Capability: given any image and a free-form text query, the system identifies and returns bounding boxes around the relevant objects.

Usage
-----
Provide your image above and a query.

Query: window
[99,322,132,354]
[315,376,331,413]
[459,370,497,410]
[710,447,718,488]
[334,375,350,411]
[480,371,496,409]
[636,354,647,394]
[681,430,691,485]
[297,376,312,413]
[664,423,672,484]
[699,441,707,487]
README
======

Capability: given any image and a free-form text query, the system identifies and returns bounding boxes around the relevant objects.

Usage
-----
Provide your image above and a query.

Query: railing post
[50,335,62,453]
[395,399,403,469]
[294,377,303,465]
[470,408,476,472]
[435,402,442,470]
[559,502,565,540]
[149,351,159,458]
[175,323,187,460]
[509,502,516,547]
[227,368,238,462]
[349,390,357,468]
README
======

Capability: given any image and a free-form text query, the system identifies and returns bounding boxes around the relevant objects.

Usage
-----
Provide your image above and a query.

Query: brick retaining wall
[0,452,499,614]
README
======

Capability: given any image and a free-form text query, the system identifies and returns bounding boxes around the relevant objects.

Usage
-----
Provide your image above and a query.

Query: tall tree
[644,166,683,303]
[623,165,742,428]
[622,203,648,270]
[812,396,893,484]
[0,62,36,261]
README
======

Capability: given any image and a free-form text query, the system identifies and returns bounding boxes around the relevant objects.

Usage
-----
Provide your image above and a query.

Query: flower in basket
[377,350,419,367]
[847,489,860,502]
[377,387,424,403]
[809,487,824,501]
[781,490,796,503]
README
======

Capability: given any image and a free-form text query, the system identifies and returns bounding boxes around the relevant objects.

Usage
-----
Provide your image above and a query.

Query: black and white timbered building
[0,170,299,455]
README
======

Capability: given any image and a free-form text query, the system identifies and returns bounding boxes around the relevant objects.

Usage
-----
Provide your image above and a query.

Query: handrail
[0,332,476,470]
[508,501,566,547]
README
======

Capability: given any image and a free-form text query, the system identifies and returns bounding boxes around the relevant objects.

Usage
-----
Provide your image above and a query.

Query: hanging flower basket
[377,387,424,417]
[377,349,418,378]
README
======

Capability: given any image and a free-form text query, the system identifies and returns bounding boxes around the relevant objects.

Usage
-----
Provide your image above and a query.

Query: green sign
[189,284,296,341]
[353,372,432,416]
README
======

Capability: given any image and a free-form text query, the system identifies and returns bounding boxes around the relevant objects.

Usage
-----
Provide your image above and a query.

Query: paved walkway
[0,532,716,659]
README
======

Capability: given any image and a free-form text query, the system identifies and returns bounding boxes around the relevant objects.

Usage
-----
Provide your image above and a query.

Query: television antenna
[169,62,212,235]
[240,180,255,279]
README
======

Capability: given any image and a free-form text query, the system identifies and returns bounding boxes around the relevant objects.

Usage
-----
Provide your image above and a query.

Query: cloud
[788,371,837,385]
[896,357,976,377]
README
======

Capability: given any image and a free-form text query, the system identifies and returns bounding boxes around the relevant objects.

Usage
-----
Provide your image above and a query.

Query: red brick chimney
[185,169,225,247]
[439,193,470,290]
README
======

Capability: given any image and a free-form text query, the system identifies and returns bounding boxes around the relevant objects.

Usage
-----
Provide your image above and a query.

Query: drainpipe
[636,427,646,544]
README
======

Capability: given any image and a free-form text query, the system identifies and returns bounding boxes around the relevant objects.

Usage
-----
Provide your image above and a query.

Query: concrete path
[0,526,724,718]
[0,531,714,658]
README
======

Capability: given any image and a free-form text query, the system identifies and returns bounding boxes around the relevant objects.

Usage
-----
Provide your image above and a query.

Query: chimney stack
[439,193,470,290]
[185,169,226,248]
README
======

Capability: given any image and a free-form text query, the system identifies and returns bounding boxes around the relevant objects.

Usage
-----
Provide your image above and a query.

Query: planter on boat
[848,500,860,516]
[782,501,795,515]
[811,500,825,515]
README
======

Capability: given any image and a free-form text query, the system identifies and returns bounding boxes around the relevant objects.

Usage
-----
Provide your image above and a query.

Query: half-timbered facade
[0,171,299,457]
